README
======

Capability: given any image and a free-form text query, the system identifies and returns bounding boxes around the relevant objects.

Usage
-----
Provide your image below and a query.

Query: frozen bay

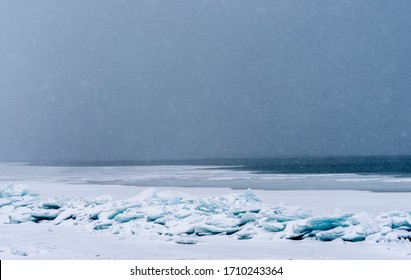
[1,164,411,259]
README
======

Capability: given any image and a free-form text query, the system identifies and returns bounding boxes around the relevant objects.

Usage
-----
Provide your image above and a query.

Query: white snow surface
[1,164,411,259]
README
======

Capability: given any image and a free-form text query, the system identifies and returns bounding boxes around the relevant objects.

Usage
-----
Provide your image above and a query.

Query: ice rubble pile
[1,183,411,244]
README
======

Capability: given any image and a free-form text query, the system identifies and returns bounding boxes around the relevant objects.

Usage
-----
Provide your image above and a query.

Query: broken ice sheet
[2,184,411,245]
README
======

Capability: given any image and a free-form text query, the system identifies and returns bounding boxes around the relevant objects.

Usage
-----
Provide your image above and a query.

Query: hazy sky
[1,0,410,161]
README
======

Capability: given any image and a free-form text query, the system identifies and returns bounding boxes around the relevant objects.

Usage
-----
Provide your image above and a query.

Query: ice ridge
[1,183,411,245]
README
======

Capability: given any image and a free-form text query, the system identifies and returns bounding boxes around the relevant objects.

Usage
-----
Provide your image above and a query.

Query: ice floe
[1,183,411,245]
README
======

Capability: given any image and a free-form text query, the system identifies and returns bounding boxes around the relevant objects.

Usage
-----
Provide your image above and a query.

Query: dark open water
[21,155,411,192]
[33,155,411,176]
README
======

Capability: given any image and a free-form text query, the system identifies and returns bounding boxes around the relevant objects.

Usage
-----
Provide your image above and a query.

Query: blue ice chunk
[106,209,125,220]
[153,217,168,225]
[242,189,262,203]
[91,195,112,205]
[114,213,145,223]
[262,222,285,232]
[232,209,261,216]
[284,214,349,239]
[167,196,181,205]
[316,227,346,241]
[174,211,192,219]
[342,233,367,242]
[340,225,368,242]
[106,203,142,220]
[384,230,411,241]
[30,210,61,222]
[40,202,61,209]
[391,217,411,229]
[0,183,38,198]
[238,211,257,226]
[175,239,198,245]
[235,227,257,240]
[8,213,33,224]
[0,198,11,207]
[267,214,299,222]
[349,213,380,236]
[195,198,224,213]
[89,211,101,220]
[386,211,403,217]
[266,209,312,223]
[53,209,76,224]
[94,222,112,230]
[308,215,348,230]
[186,225,240,236]
[237,233,253,240]
[146,212,166,222]
[11,201,35,208]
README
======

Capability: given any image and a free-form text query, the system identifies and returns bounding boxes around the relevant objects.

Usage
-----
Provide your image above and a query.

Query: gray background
[1,0,410,161]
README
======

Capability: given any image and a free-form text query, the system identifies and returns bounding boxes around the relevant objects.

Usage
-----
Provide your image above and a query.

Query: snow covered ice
[2,163,411,260]
[2,182,411,253]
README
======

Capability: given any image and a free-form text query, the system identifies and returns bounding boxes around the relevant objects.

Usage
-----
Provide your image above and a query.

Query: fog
[1,0,410,162]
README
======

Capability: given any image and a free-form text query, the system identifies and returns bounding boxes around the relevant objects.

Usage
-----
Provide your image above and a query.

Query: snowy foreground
[1,165,411,259]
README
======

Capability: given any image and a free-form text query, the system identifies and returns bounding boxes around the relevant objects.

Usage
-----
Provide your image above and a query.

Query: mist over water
[1,1,411,162]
